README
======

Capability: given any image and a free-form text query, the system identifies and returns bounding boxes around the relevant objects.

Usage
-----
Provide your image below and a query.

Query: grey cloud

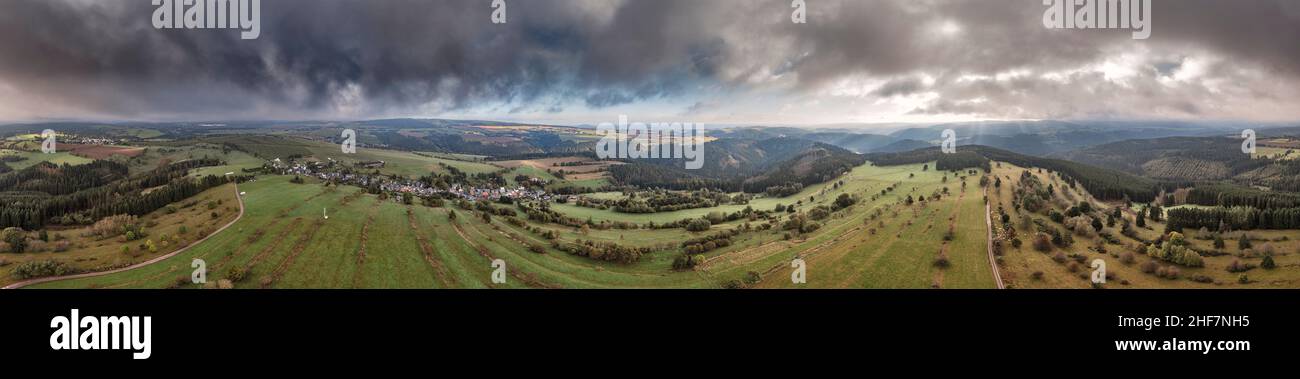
[871,76,927,98]
[0,0,1298,121]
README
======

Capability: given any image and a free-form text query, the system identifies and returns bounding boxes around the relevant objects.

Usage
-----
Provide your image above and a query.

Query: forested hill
[0,159,234,229]
[1054,136,1300,192]
[608,137,865,194]
[867,145,1159,202]
[1052,137,1261,180]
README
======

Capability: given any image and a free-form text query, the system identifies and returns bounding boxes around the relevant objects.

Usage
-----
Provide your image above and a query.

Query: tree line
[1166,206,1300,231]
[1185,183,1300,210]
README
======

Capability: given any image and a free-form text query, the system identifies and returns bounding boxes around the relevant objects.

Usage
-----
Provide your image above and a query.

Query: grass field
[39,157,1294,290]
[754,163,994,288]
[0,149,94,169]
[25,161,996,289]
[1255,146,1297,160]
[120,144,263,176]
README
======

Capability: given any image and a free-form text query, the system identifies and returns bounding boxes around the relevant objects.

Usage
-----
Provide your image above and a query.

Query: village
[271,158,552,203]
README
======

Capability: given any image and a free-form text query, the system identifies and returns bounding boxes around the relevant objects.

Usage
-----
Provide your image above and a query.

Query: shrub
[1238,274,1250,284]
[1052,252,1067,264]
[672,254,698,270]
[2,227,28,253]
[808,207,829,221]
[225,266,249,282]
[1261,255,1276,270]
[11,260,74,279]
[1120,252,1136,265]
[933,252,951,268]
[1140,261,1158,274]
[1226,259,1255,273]
[167,275,189,289]
[685,218,712,232]
[1031,271,1044,280]
[1032,232,1053,252]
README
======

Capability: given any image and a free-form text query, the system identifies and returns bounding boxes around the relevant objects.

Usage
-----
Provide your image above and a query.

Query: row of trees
[1185,183,1300,210]
[935,151,992,172]
[553,239,651,264]
[573,189,747,214]
[1166,206,1300,230]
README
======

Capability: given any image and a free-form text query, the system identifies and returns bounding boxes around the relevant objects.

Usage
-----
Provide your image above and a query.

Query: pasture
[28,161,998,289]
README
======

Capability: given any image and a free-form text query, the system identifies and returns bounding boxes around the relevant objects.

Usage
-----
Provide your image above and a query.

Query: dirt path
[4,183,246,289]
[984,187,1006,289]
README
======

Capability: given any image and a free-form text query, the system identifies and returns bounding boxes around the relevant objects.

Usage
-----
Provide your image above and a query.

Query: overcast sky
[1,0,1299,125]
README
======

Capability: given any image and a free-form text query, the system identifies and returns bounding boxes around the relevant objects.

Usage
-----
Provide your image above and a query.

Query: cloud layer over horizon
[1,0,1299,124]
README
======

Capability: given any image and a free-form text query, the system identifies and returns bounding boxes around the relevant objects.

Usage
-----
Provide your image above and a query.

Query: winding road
[3,182,244,289]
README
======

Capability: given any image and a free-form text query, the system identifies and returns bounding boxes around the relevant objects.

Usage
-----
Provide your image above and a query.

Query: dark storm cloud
[0,0,1298,121]
[0,0,719,119]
